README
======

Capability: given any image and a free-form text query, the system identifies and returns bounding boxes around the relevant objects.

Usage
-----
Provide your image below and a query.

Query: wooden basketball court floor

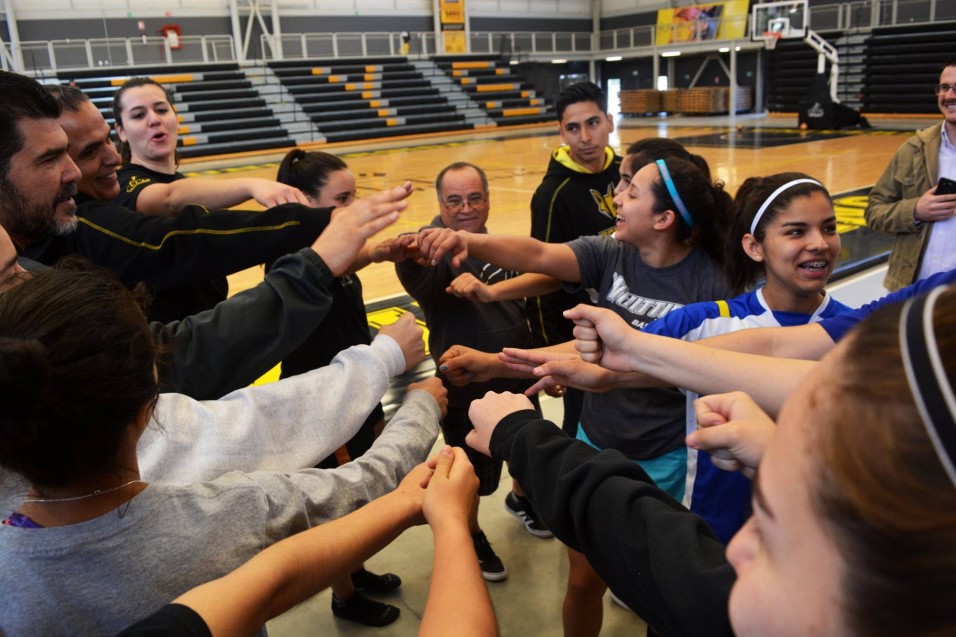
[187,116,926,304]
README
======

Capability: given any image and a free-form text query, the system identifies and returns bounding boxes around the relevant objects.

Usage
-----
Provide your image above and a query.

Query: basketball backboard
[751,0,808,41]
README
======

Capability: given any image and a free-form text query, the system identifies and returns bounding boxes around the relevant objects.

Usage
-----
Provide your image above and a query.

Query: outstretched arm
[118,456,437,637]
[567,305,815,416]
[437,340,579,387]
[465,392,734,637]
[446,272,561,303]
[418,228,581,282]
[166,464,429,637]
[134,177,311,216]
[420,446,498,637]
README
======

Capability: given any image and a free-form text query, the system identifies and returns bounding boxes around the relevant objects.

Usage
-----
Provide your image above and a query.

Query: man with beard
[0,71,412,399]
[866,58,956,291]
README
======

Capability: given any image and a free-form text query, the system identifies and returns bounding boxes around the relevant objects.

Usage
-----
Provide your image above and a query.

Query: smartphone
[937,177,956,195]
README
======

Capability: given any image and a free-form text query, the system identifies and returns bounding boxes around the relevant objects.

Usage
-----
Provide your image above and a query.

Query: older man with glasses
[866,58,956,291]
[392,161,551,584]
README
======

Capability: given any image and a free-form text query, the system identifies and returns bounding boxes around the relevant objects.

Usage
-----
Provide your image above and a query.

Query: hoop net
[762,31,782,50]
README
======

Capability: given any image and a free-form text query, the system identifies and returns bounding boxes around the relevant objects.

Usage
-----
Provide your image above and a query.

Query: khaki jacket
[865,124,941,291]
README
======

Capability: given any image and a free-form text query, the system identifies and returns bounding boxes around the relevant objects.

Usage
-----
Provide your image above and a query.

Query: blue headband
[655,159,694,228]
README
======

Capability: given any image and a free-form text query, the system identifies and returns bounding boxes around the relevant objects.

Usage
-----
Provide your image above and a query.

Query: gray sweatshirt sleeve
[287,386,442,526]
[137,333,407,484]
[151,248,335,400]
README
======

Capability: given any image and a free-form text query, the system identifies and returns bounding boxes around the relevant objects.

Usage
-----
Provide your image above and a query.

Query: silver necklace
[21,479,147,504]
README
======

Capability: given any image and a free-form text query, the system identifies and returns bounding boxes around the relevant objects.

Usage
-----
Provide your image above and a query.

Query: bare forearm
[467,234,580,282]
[138,178,257,215]
[696,323,833,361]
[627,332,814,416]
[174,491,419,636]
[421,524,499,637]
[485,273,561,302]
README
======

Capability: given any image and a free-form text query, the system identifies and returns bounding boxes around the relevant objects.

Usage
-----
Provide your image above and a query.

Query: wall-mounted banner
[655,0,749,45]
[440,0,466,53]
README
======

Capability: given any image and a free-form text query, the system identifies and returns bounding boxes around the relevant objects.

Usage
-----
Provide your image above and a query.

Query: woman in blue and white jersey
[643,173,850,543]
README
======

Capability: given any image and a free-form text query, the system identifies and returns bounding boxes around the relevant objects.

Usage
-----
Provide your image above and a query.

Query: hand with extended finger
[247,178,313,207]
[524,357,621,396]
[418,227,470,268]
[378,312,426,371]
[498,346,578,375]
[408,376,449,418]
[438,345,503,386]
[311,182,411,275]
[446,272,495,302]
[564,304,636,372]
[422,445,479,533]
[466,391,536,456]
[687,391,776,478]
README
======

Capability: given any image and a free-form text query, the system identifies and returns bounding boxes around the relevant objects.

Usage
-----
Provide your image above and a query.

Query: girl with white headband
[635,172,851,544]
[416,152,734,637]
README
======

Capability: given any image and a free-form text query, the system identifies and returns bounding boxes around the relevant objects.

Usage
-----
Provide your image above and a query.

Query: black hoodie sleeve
[490,411,735,637]
[25,201,331,290]
[152,248,335,400]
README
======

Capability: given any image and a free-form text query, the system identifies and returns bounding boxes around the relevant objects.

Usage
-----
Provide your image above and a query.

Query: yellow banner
[440,0,464,24]
[656,0,748,45]
[443,29,467,54]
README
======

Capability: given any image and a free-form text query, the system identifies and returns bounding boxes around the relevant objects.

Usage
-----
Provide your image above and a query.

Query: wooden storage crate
[619,89,660,115]
[660,89,681,113]
[676,87,754,114]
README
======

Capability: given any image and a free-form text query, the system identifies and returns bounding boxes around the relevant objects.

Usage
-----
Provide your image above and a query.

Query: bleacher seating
[268,57,474,143]
[53,55,554,157]
[861,23,955,114]
[431,55,553,125]
[60,64,296,159]
[764,34,841,113]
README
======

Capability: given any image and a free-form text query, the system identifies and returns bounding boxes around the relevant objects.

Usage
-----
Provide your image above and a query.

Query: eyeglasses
[443,193,486,212]
[935,84,956,96]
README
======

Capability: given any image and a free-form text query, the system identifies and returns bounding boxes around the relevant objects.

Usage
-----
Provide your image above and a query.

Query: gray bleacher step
[291,131,328,144]
[413,59,494,126]
[245,65,321,140]
[179,138,296,159]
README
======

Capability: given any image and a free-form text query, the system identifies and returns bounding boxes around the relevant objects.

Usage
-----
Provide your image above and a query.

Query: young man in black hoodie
[527,81,621,438]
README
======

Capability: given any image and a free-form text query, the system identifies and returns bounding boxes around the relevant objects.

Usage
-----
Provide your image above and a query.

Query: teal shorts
[576,424,686,502]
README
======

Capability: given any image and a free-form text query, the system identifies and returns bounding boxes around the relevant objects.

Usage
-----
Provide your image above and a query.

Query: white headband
[900,286,956,490]
[749,179,824,235]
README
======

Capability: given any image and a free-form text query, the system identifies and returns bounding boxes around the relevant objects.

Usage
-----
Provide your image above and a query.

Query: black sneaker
[331,592,400,627]
[351,568,402,592]
[471,531,508,582]
[504,491,554,538]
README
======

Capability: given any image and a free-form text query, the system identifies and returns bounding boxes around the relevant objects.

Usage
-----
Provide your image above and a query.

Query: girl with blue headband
[416,150,734,637]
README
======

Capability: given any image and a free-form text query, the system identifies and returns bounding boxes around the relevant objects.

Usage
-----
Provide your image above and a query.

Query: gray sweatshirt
[0,383,439,636]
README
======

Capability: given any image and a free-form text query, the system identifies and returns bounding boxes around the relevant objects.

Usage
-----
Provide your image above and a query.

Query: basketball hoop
[762,31,782,50]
